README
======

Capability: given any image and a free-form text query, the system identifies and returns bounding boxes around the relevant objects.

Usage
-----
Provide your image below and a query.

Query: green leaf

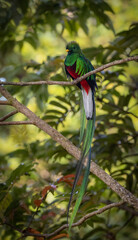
[0,193,12,220]
[50,101,68,111]
[6,162,34,187]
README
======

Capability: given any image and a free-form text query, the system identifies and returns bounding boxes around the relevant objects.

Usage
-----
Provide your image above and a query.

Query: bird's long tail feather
[80,103,86,145]
[69,148,91,231]
[68,92,96,230]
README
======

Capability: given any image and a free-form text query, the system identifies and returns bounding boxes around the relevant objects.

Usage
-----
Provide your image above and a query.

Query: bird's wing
[76,56,97,91]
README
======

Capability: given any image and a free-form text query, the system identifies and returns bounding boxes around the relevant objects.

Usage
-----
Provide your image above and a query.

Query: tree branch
[0,56,137,87]
[0,121,34,125]
[0,86,137,211]
[17,201,124,239]
[102,200,138,216]
[0,110,18,121]
[2,222,22,234]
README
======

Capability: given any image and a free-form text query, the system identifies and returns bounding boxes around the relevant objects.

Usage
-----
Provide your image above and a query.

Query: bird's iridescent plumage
[64,41,97,229]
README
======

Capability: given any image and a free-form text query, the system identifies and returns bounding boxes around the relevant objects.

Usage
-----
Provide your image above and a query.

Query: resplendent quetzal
[64,41,97,229]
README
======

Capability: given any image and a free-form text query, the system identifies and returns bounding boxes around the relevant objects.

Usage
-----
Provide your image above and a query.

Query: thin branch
[27,206,40,229]
[0,121,34,125]
[2,221,23,234]
[71,201,124,228]
[0,86,137,211]
[4,201,136,239]
[102,200,138,216]
[0,110,18,121]
[118,205,138,216]
[19,201,124,239]
[0,56,138,87]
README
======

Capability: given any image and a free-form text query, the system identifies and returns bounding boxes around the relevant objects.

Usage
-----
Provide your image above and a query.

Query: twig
[0,56,137,87]
[19,201,124,238]
[2,221,22,234]
[102,200,138,216]
[5,201,136,239]
[0,86,138,210]
[118,205,138,216]
[27,206,40,229]
[0,110,18,121]
[0,121,34,125]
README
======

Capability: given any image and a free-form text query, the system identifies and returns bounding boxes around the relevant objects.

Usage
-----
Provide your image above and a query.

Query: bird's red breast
[66,64,90,95]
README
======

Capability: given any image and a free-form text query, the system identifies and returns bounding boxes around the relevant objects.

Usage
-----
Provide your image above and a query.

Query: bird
[64,41,97,229]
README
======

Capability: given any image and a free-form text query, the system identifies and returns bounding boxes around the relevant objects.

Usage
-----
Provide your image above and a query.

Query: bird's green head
[66,41,81,54]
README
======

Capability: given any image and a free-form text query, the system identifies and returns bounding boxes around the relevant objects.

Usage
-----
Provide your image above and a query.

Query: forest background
[0,0,138,239]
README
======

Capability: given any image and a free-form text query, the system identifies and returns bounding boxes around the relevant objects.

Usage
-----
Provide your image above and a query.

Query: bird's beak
[66,49,69,52]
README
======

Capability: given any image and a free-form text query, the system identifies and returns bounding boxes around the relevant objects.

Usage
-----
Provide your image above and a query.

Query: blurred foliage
[0,0,138,239]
